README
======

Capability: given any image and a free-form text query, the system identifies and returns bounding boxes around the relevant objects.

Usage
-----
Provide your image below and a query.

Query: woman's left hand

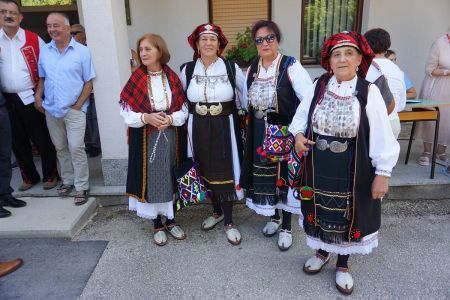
[157,115,171,130]
[371,175,389,200]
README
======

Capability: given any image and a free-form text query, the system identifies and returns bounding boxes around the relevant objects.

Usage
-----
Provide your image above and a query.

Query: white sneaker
[277,229,292,251]
[224,224,242,245]
[336,268,354,295]
[153,230,168,246]
[166,224,186,240]
[201,213,224,230]
[303,253,330,274]
[262,218,281,237]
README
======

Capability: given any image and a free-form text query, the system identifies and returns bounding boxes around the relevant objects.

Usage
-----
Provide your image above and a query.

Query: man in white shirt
[0,0,58,191]
[364,28,407,139]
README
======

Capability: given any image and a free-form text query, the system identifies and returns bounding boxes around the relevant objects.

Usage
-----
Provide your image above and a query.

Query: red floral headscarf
[187,23,228,60]
[320,31,375,78]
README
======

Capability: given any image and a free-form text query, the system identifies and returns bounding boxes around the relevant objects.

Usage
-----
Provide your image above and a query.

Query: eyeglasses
[71,31,82,36]
[254,34,276,45]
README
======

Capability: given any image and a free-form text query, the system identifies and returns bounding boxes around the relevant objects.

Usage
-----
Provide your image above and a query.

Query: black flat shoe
[3,196,27,208]
[0,206,12,218]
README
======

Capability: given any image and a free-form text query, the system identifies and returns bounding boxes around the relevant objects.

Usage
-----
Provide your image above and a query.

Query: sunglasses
[71,31,82,36]
[254,34,276,45]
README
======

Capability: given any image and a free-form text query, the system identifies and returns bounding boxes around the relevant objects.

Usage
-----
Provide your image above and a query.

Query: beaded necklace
[147,70,170,112]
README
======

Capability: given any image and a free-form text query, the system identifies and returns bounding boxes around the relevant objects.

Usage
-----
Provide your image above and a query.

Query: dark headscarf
[320,31,374,78]
[187,23,228,60]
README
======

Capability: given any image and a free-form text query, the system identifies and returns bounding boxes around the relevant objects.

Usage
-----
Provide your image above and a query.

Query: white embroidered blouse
[120,73,188,128]
[289,75,400,176]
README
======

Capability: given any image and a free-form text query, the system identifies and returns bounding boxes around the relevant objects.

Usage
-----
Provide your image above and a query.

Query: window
[20,0,77,12]
[301,0,364,65]
[209,0,271,47]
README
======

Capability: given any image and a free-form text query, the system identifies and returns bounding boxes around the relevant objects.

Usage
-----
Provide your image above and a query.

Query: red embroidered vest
[20,30,40,87]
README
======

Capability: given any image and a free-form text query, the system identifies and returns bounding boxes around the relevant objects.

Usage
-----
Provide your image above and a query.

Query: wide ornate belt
[189,101,234,117]
[315,137,348,153]
[195,102,222,116]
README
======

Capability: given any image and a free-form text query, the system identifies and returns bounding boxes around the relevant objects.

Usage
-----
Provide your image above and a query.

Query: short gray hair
[48,12,70,25]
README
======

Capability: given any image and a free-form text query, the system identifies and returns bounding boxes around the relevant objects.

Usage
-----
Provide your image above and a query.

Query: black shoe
[3,196,27,208]
[89,147,101,157]
[0,206,12,218]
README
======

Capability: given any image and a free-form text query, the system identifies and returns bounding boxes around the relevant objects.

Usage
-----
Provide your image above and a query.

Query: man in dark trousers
[0,0,58,191]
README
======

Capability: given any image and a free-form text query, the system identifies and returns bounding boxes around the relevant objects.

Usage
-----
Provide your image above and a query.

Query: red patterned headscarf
[320,31,374,78]
[187,23,228,60]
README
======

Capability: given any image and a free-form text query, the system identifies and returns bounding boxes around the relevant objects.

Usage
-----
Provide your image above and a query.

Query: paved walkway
[73,201,450,300]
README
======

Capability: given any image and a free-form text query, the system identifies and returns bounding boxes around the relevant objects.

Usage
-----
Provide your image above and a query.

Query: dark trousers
[0,105,13,202]
[86,94,101,149]
[4,93,58,183]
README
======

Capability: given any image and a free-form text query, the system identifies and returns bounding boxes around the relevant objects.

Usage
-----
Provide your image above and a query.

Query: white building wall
[364,0,450,92]
[127,0,208,71]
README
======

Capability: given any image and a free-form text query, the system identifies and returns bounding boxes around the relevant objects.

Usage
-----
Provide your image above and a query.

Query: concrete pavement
[74,201,450,300]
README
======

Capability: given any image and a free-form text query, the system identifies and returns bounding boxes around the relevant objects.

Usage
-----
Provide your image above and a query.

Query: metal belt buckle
[195,103,208,116]
[254,109,265,119]
[209,103,223,116]
[315,137,348,153]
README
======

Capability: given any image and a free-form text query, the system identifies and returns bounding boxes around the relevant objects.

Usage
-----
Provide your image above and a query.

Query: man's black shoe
[0,206,12,218]
[3,196,27,208]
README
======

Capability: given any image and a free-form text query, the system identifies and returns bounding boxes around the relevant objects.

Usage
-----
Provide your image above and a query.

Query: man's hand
[34,96,45,114]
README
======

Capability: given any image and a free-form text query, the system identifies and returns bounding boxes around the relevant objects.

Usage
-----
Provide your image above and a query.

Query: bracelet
[375,169,391,177]
[140,113,147,125]
[168,115,173,125]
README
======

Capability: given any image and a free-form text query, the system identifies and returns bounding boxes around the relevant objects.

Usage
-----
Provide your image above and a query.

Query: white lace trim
[128,197,174,220]
[276,188,301,214]
[305,232,379,255]
[246,198,276,217]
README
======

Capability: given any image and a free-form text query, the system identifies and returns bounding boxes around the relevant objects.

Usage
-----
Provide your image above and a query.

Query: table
[398,98,450,179]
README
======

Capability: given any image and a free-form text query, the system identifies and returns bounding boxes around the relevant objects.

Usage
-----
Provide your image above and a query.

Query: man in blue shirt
[35,12,96,205]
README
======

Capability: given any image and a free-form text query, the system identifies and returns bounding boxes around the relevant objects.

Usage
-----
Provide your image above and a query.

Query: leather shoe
[43,179,58,190]
[4,196,27,208]
[0,258,23,278]
[18,182,37,191]
[0,206,12,218]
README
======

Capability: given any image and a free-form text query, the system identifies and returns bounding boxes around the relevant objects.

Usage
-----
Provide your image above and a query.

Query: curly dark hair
[251,20,282,42]
[364,28,391,54]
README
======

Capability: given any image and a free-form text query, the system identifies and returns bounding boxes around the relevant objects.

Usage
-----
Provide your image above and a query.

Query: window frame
[300,0,364,65]
[19,0,77,13]
[208,0,272,26]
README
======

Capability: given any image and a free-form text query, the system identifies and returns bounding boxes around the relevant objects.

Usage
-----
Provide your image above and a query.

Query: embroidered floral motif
[351,229,362,240]
[307,214,314,224]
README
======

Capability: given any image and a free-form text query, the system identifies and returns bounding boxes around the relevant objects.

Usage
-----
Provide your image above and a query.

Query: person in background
[0,0,58,191]
[415,29,450,168]
[240,20,312,251]
[71,23,101,157]
[364,28,406,139]
[289,31,399,295]
[35,12,96,205]
[385,49,417,99]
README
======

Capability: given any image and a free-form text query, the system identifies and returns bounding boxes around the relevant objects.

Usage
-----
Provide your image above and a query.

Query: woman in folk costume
[240,20,312,251]
[289,31,399,294]
[119,34,188,246]
[180,24,246,245]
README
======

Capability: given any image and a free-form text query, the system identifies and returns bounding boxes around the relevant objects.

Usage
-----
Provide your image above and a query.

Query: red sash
[20,30,40,87]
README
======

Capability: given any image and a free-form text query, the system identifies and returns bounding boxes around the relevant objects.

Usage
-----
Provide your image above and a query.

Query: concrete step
[0,197,97,238]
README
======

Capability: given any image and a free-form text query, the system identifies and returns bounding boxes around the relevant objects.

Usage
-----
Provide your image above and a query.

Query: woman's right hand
[143,112,166,128]
[294,133,315,153]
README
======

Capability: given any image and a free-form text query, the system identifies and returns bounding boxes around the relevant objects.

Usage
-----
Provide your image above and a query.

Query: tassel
[276,179,284,187]
[236,184,241,191]
[343,198,351,220]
